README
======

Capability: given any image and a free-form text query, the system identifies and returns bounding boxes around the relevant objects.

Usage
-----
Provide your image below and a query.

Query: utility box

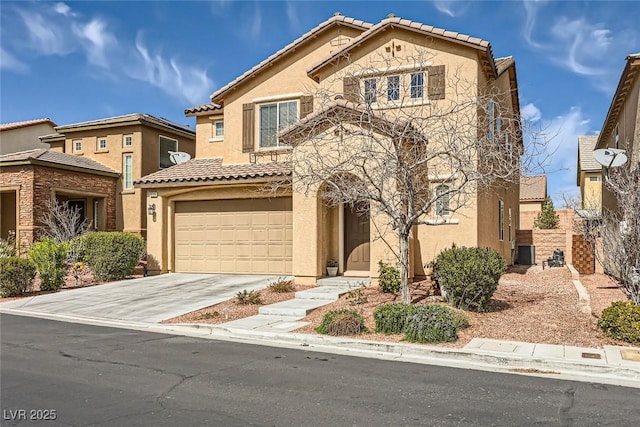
[517,245,535,265]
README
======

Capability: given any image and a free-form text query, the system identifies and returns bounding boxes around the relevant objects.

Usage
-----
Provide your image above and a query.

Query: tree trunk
[399,231,411,303]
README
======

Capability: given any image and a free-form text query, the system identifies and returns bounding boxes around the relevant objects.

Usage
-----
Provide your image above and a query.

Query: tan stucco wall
[580,171,602,210]
[58,124,195,236]
[519,201,542,230]
[0,123,55,155]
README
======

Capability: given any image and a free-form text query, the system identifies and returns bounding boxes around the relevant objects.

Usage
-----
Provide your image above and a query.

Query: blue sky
[1,1,638,203]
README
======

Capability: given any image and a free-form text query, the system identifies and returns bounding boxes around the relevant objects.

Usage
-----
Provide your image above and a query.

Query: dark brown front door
[344,204,370,271]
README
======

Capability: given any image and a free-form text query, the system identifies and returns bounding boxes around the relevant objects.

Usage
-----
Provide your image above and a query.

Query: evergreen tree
[534,196,560,229]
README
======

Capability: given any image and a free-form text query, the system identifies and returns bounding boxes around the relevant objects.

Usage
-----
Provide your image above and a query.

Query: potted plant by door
[326,259,338,277]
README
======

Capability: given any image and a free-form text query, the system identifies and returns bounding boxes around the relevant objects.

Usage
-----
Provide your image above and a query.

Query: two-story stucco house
[137,14,521,283]
[0,113,195,247]
[576,135,603,212]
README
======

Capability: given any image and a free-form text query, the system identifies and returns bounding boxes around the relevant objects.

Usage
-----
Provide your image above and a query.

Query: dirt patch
[163,284,314,324]
[579,273,627,317]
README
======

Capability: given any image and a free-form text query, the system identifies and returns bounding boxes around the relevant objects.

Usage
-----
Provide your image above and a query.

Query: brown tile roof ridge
[495,56,515,75]
[55,113,194,135]
[0,148,118,175]
[209,14,373,103]
[0,118,56,131]
[135,157,291,186]
[519,175,547,201]
[578,135,602,172]
[184,103,223,116]
[307,16,493,79]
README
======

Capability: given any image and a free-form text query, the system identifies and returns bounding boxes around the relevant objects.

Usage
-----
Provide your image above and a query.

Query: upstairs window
[73,140,82,153]
[159,136,178,169]
[435,184,451,216]
[97,137,107,150]
[410,72,424,99]
[363,78,377,104]
[214,121,224,138]
[488,99,495,142]
[387,75,400,101]
[123,154,133,190]
[259,100,298,148]
[123,134,133,147]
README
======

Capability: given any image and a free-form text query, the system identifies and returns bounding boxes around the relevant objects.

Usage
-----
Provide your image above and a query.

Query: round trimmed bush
[316,309,366,336]
[0,257,36,297]
[403,304,460,343]
[374,303,417,334]
[28,237,69,292]
[378,260,401,294]
[433,246,506,312]
[75,232,145,281]
[598,301,640,343]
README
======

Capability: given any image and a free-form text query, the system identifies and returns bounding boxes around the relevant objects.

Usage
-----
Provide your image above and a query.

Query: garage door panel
[174,198,292,274]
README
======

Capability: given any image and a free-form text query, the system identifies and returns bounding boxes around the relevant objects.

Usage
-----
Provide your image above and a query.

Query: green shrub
[316,309,366,335]
[0,257,36,297]
[433,246,506,312]
[0,231,17,258]
[378,260,400,294]
[28,237,69,291]
[267,277,295,293]
[598,301,640,343]
[374,302,417,334]
[76,232,145,281]
[403,305,459,343]
[347,287,368,305]
[235,289,262,305]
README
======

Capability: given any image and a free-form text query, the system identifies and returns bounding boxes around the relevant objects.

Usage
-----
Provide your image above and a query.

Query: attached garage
[174,197,292,274]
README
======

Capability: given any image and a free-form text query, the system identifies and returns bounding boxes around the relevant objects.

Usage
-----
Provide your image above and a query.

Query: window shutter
[242,103,254,153]
[428,65,445,100]
[300,95,313,119]
[343,77,359,102]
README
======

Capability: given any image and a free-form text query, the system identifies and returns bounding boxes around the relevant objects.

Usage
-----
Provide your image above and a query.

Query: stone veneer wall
[1,164,117,249]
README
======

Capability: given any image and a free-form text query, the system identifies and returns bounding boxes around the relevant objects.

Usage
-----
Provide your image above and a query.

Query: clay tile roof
[0,148,118,175]
[0,118,56,131]
[578,135,602,172]
[307,16,493,80]
[135,158,292,187]
[55,113,194,136]
[495,56,515,75]
[520,175,547,202]
[184,103,223,116]
[209,14,372,103]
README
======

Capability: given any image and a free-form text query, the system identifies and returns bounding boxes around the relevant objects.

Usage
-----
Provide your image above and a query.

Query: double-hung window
[123,154,133,190]
[259,100,297,148]
[387,76,400,102]
[97,137,107,150]
[435,184,451,216]
[410,72,424,99]
[363,78,377,104]
[73,140,82,153]
[214,121,224,138]
[123,134,133,147]
[159,136,178,168]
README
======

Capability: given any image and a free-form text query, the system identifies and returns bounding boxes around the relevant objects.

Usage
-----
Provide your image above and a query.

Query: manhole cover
[581,352,602,359]
[620,349,640,362]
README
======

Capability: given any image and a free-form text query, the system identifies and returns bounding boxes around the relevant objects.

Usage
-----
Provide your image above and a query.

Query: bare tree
[39,198,92,243]
[577,163,640,304]
[273,50,548,303]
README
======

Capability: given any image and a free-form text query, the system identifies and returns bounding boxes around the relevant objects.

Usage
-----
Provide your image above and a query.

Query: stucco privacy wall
[0,164,117,248]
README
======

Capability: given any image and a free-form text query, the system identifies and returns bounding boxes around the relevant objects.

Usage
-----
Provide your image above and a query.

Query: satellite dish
[593,148,628,168]
[168,151,191,165]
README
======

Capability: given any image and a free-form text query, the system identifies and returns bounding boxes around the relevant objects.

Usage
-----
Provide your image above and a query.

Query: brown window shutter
[242,103,255,153]
[428,65,445,100]
[300,95,313,119]
[343,76,359,102]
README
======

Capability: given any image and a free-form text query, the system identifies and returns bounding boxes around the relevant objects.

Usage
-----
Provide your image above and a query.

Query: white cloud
[72,18,117,68]
[18,10,72,56]
[286,1,300,31]
[521,103,541,123]
[0,47,28,72]
[132,36,213,105]
[549,17,611,76]
[53,2,75,17]
[432,1,470,18]
[247,4,262,40]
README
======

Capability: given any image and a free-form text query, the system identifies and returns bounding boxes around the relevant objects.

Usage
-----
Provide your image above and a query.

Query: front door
[344,203,370,271]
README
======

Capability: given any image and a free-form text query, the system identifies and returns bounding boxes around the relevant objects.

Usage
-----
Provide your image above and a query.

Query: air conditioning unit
[517,245,535,265]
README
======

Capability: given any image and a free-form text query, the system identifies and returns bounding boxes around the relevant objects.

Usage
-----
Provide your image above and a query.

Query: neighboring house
[595,53,640,212]
[0,148,119,245]
[519,175,547,230]
[576,135,603,211]
[138,14,521,281]
[0,113,195,246]
[40,114,196,237]
[0,118,56,155]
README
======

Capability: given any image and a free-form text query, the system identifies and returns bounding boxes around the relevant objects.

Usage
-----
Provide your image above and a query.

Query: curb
[567,264,592,315]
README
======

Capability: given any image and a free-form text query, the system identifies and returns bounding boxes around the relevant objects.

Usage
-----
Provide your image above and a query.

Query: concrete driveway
[0,274,285,323]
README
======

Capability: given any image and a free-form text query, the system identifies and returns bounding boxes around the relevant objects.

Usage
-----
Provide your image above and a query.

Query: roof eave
[135,173,291,189]
[1,159,120,178]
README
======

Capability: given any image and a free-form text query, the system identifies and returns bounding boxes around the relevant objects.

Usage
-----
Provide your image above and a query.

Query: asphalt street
[2,314,639,426]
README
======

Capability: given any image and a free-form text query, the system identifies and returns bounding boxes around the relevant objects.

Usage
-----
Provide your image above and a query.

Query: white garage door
[174,198,292,274]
